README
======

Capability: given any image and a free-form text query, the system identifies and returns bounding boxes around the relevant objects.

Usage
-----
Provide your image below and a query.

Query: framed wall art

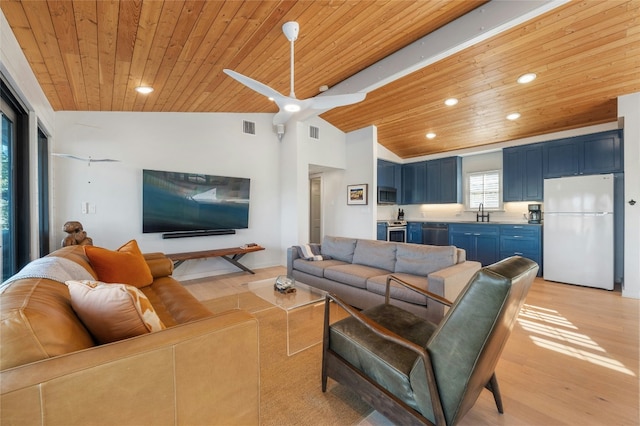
[347,184,368,205]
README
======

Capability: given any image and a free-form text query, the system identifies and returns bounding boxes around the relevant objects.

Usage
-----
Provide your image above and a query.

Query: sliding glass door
[1,102,15,281]
[1,80,30,281]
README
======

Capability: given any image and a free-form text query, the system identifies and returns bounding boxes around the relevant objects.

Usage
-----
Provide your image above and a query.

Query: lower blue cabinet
[499,224,542,276]
[407,222,422,244]
[449,224,500,266]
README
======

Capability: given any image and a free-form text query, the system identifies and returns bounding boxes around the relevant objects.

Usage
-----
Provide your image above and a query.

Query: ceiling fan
[224,21,366,130]
[52,153,120,165]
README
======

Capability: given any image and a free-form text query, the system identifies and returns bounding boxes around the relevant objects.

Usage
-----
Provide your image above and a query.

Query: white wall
[619,92,640,299]
[53,111,287,280]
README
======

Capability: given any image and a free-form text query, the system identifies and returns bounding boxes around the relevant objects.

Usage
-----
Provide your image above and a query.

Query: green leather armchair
[322,256,539,425]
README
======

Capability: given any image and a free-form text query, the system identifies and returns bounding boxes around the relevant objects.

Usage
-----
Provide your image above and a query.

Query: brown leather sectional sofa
[0,245,259,425]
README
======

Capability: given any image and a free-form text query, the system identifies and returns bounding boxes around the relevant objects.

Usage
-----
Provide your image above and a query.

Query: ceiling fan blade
[309,92,367,110]
[52,153,119,163]
[223,69,285,101]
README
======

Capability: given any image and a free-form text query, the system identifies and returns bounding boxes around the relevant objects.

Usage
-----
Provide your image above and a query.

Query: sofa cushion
[67,280,166,344]
[366,273,429,305]
[352,239,397,272]
[0,279,95,371]
[325,264,392,289]
[394,244,456,276]
[139,276,213,327]
[321,236,357,263]
[84,240,153,288]
[292,258,348,278]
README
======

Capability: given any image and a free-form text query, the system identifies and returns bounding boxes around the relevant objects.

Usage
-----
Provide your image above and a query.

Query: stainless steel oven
[386,220,407,242]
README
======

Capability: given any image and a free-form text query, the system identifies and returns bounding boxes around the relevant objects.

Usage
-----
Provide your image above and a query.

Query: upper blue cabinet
[504,130,623,202]
[401,156,461,205]
[543,130,623,178]
[503,144,543,202]
[426,156,462,204]
[401,161,427,204]
[377,159,402,190]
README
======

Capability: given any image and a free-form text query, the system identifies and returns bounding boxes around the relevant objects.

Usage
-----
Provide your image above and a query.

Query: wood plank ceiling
[2,0,639,159]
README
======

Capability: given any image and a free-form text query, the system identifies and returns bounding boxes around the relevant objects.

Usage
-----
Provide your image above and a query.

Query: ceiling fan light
[444,98,458,106]
[426,132,436,139]
[284,103,301,112]
[517,73,537,84]
[135,86,154,94]
[507,112,521,121]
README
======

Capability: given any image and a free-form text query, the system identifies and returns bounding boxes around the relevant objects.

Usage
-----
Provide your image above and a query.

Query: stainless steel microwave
[377,186,397,205]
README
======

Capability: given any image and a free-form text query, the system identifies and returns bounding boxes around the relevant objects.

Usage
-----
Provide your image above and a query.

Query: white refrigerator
[543,174,614,290]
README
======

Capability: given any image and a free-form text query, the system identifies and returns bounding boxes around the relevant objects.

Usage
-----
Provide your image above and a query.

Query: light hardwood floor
[183,267,640,425]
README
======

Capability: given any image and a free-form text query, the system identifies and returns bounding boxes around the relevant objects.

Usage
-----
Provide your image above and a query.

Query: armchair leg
[486,373,504,414]
[321,297,331,393]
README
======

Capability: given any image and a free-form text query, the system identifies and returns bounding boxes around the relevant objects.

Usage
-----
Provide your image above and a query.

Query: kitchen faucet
[477,202,490,222]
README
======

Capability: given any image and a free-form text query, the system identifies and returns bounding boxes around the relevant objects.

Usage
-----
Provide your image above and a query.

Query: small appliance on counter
[528,204,542,224]
[397,208,404,220]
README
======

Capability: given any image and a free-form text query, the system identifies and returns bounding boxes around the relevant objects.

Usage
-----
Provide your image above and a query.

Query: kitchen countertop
[378,219,542,225]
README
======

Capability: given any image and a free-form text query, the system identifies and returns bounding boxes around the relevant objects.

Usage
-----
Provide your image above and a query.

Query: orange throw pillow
[84,240,153,288]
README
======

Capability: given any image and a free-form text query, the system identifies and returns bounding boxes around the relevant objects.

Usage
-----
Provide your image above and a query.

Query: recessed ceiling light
[444,98,458,106]
[517,73,537,84]
[135,86,154,94]
[426,132,436,139]
[506,112,521,121]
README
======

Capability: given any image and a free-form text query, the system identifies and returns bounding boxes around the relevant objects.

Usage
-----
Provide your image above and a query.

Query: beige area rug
[202,288,376,426]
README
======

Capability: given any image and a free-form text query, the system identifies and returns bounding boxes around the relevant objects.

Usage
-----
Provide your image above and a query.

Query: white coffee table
[248,278,327,355]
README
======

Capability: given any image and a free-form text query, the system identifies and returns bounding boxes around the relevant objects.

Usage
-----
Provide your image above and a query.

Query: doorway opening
[309,176,322,244]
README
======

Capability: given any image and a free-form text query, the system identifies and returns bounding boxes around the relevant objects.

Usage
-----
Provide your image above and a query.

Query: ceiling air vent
[243,120,256,135]
[309,125,320,140]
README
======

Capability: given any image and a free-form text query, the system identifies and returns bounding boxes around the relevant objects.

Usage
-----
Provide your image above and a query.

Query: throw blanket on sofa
[0,256,95,293]
[296,244,331,261]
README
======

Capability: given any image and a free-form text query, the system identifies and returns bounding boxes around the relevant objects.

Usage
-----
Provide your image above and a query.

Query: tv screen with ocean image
[142,169,250,233]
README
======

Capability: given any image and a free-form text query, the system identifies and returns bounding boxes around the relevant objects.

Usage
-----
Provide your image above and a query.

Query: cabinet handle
[473,233,481,236]
[513,226,523,229]
[513,236,523,238]
[514,252,523,255]
[464,233,472,235]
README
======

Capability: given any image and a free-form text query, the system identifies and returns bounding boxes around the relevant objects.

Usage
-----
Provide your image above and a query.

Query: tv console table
[167,245,265,274]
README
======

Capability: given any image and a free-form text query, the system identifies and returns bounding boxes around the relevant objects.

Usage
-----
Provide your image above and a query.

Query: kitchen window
[467,170,501,210]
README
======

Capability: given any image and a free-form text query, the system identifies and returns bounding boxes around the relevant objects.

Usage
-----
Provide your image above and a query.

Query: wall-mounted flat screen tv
[142,169,250,233]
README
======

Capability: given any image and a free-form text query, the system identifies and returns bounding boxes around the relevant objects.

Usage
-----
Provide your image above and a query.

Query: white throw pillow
[67,280,165,344]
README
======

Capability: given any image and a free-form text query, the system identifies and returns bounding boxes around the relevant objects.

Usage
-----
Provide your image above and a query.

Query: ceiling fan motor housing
[283,21,299,42]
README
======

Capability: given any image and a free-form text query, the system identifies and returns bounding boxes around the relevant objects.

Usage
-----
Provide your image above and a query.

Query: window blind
[469,170,500,209]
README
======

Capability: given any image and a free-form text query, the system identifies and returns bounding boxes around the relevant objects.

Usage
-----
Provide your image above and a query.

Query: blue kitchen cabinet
[543,130,622,178]
[503,144,543,202]
[426,157,462,204]
[377,222,387,241]
[449,224,500,266]
[377,159,401,190]
[543,139,579,178]
[581,130,623,174]
[401,161,427,204]
[407,222,422,244]
[499,224,542,276]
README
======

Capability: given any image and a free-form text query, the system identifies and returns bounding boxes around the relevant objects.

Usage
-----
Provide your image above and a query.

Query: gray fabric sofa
[287,236,481,322]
